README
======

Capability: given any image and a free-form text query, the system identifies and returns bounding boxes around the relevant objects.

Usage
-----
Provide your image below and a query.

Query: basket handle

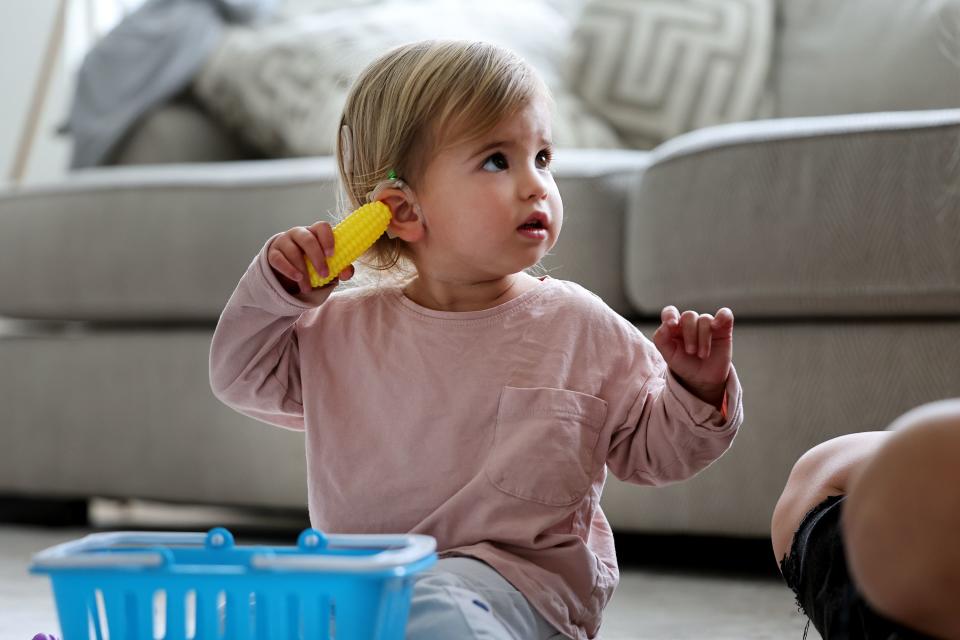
[32,528,437,574]
[31,531,200,569]
[251,531,437,573]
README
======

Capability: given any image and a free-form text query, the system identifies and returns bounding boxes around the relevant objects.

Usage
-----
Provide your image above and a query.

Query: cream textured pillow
[567,0,774,149]
[193,0,623,157]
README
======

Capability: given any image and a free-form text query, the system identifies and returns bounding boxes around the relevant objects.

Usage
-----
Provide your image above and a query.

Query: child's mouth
[517,218,548,239]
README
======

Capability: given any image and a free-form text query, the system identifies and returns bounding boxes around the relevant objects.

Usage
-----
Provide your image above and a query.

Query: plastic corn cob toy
[305,200,393,287]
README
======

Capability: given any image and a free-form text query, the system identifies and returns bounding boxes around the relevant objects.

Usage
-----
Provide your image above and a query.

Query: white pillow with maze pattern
[566,0,774,149]
[193,0,624,157]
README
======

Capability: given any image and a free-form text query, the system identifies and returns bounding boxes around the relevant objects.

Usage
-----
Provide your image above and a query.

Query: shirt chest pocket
[485,386,609,507]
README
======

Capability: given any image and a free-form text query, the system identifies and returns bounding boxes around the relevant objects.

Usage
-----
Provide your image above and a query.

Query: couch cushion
[775,0,960,118]
[109,96,264,166]
[5,317,958,534]
[604,318,960,536]
[0,150,649,321]
[625,109,960,317]
[0,324,309,508]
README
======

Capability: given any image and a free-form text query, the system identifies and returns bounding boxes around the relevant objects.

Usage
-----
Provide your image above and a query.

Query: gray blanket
[68,0,278,168]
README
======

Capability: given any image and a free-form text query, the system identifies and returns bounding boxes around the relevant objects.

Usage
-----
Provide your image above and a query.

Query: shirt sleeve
[208,235,317,431]
[605,362,743,486]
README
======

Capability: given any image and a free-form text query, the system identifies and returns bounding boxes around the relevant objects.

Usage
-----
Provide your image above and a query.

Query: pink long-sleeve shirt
[210,242,743,640]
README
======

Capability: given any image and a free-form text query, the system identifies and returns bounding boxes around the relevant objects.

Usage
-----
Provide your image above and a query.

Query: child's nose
[519,167,550,201]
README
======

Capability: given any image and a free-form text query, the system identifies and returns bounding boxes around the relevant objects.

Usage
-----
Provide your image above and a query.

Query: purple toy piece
[32,634,58,640]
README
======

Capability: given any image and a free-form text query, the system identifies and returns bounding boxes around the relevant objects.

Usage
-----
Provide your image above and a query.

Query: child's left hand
[652,306,734,409]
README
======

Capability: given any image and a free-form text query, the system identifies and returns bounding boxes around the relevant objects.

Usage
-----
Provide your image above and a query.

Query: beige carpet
[0,501,812,639]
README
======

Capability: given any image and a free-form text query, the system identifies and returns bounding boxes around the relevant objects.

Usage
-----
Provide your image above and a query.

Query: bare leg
[770,431,889,565]
[843,399,960,639]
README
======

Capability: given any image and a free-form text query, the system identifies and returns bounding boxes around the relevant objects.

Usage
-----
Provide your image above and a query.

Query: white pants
[406,557,570,640]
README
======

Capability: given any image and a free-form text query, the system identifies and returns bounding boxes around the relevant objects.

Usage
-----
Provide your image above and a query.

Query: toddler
[210,40,743,640]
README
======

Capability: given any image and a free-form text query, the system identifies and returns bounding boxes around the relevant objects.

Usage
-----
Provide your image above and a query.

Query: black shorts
[780,494,932,640]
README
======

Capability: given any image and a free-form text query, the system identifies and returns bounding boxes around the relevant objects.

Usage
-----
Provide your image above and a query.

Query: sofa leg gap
[0,495,90,528]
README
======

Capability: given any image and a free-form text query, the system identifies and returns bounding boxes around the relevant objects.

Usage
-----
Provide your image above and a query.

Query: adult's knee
[771,445,828,562]
[771,432,887,564]
[844,400,960,637]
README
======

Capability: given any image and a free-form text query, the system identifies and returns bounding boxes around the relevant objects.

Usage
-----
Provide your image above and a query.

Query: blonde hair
[336,39,550,282]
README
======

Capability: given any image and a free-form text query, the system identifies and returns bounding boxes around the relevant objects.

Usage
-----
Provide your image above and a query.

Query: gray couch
[5,0,960,535]
[2,105,959,537]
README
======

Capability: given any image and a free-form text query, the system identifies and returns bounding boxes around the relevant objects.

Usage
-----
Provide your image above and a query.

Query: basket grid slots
[57,578,385,640]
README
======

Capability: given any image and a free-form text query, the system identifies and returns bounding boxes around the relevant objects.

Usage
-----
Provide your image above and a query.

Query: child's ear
[376,189,425,242]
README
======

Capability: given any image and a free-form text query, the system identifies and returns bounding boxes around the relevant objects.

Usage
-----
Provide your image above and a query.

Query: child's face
[412,94,562,281]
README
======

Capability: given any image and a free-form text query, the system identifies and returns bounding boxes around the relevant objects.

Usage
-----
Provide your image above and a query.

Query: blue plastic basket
[30,527,436,640]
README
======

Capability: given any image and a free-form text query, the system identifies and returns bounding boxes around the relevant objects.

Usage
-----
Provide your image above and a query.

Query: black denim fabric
[779,494,932,640]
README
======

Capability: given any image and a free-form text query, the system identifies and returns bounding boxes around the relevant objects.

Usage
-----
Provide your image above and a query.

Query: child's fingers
[712,307,735,335]
[291,226,328,279]
[268,250,303,284]
[652,319,671,346]
[652,323,678,363]
[655,306,681,361]
[660,305,681,329]
[697,314,713,359]
[681,310,698,355]
[268,237,307,283]
[309,221,336,258]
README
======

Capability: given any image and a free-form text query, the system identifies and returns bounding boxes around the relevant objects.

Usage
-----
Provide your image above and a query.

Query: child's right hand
[268,222,355,304]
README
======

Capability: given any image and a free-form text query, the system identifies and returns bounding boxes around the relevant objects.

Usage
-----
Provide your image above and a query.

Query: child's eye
[536,147,553,169]
[482,152,509,172]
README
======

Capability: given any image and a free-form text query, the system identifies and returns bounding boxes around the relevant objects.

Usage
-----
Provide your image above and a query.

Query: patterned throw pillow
[193,0,623,157]
[567,0,774,149]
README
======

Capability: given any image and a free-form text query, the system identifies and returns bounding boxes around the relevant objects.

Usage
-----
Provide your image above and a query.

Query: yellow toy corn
[305,201,393,288]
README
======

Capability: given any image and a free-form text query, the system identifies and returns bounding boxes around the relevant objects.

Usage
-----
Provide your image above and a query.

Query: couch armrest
[625,109,960,318]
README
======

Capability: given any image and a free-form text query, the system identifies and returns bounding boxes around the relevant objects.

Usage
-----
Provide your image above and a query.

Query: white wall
[0,1,74,186]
